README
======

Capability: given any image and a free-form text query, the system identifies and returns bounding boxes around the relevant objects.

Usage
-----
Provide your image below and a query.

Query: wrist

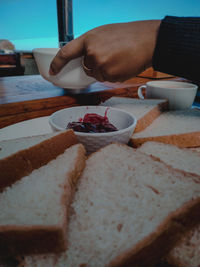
[146,20,161,68]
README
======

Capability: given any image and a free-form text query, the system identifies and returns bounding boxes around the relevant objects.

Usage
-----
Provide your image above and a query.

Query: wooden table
[0,69,175,129]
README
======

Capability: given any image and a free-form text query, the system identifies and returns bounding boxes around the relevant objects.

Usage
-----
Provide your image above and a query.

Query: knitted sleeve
[152,16,200,83]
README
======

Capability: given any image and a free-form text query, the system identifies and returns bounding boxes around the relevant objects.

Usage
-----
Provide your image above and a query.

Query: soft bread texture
[100,97,168,132]
[138,141,200,267]
[138,141,200,176]
[0,130,77,191]
[0,133,58,160]
[166,227,200,267]
[0,144,86,258]
[131,109,200,148]
[22,143,200,267]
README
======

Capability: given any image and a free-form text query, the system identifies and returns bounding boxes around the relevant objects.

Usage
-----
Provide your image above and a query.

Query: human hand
[49,20,161,82]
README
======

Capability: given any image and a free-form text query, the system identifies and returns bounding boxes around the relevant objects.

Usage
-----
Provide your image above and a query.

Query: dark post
[57,0,74,47]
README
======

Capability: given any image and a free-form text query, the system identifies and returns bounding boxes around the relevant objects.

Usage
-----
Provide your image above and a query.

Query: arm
[49,20,160,82]
[153,16,200,84]
[49,16,200,83]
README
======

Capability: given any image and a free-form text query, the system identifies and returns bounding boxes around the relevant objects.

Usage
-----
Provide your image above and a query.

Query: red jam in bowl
[66,113,118,133]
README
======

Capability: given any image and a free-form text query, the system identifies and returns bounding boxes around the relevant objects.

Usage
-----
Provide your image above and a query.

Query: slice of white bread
[100,97,168,132]
[138,141,200,267]
[0,130,77,191]
[0,143,86,258]
[138,141,200,176]
[22,143,200,267]
[131,109,200,148]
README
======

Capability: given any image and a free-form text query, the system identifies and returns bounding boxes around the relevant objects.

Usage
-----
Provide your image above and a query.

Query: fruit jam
[66,110,118,133]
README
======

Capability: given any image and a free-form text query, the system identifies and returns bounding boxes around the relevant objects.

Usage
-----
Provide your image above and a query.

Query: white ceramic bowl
[32,48,96,89]
[49,106,137,154]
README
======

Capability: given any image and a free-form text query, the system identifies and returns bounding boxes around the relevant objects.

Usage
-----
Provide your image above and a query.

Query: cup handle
[137,85,147,99]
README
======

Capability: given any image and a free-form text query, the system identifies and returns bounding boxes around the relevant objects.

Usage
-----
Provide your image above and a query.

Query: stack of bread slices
[0,98,200,267]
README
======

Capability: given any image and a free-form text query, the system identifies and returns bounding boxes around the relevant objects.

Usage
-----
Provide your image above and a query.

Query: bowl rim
[49,105,137,137]
[32,48,60,55]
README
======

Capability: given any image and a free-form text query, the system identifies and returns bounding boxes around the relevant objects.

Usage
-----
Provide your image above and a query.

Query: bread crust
[81,144,200,267]
[0,144,86,259]
[108,198,200,267]
[0,130,77,191]
[130,131,200,148]
[165,254,188,267]
[60,144,86,253]
[14,143,200,266]
[0,226,66,258]
[135,100,169,133]
[138,142,200,267]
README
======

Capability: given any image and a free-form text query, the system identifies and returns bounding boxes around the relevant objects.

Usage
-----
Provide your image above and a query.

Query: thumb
[49,35,84,75]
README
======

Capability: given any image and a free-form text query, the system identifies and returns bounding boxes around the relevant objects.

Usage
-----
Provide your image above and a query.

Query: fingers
[82,58,93,76]
[82,54,105,82]
[49,36,84,75]
[81,54,94,76]
[82,55,126,83]
[49,34,105,82]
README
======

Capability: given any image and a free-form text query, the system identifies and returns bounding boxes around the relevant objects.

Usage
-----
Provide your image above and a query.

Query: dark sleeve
[152,16,200,84]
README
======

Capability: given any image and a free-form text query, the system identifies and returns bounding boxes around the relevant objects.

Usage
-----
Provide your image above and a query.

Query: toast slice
[138,141,200,267]
[0,143,86,258]
[130,109,200,148]
[22,143,200,266]
[0,130,77,191]
[100,97,168,133]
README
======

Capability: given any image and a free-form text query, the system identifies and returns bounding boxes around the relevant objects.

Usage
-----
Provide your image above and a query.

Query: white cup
[33,48,96,90]
[137,80,198,110]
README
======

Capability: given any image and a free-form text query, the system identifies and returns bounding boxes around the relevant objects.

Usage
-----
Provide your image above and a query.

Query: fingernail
[49,63,58,75]
[49,68,55,76]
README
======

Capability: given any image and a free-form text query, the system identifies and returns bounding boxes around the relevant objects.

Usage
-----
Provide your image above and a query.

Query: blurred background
[1,0,200,51]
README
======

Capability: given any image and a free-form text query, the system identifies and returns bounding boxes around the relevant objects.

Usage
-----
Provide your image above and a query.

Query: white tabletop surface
[0,116,53,142]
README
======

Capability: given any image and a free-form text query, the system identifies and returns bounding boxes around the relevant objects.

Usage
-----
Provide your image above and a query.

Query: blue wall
[1,0,199,50]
